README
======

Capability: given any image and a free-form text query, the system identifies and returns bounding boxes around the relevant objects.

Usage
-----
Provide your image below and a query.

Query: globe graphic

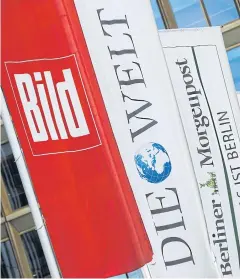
[134,142,172,183]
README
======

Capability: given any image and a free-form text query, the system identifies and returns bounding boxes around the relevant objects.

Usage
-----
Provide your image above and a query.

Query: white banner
[160,27,240,277]
[74,1,219,277]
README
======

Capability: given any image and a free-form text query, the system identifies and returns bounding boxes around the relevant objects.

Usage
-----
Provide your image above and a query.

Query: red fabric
[1,0,152,277]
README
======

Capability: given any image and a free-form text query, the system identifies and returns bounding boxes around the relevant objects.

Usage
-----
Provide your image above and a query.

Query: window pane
[21,230,50,278]
[150,0,165,29]
[109,268,144,279]
[127,268,144,278]
[1,240,21,278]
[227,46,240,92]
[203,0,239,26]
[169,0,207,27]
[1,142,28,210]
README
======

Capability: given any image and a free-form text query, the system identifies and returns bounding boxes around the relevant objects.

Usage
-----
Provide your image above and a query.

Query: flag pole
[1,88,61,278]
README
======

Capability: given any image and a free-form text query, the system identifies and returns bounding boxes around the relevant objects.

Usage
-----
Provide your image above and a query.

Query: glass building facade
[227,46,240,92]
[1,142,28,210]
[1,1,240,278]
[168,0,208,28]
[151,0,240,93]
[167,0,239,28]
[1,240,21,278]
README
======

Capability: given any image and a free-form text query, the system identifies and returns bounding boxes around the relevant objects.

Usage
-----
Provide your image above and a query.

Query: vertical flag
[1,0,153,277]
[160,27,240,277]
[75,0,219,277]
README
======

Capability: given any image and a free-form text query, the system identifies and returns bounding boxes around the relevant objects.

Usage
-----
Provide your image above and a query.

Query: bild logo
[5,55,101,156]
[134,142,172,183]
[15,69,89,142]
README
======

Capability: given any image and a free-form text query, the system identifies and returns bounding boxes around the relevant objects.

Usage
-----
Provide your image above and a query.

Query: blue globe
[134,142,172,183]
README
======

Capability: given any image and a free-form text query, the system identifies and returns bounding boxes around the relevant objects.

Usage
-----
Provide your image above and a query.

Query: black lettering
[212,199,221,208]
[192,107,202,118]
[108,33,137,59]
[197,147,214,167]
[221,251,230,263]
[189,95,200,107]
[214,207,223,219]
[225,142,236,151]
[186,84,201,96]
[146,188,182,215]
[232,171,240,182]
[114,62,146,87]
[161,237,195,268]
[227,151,238,160]
[217,111,228,122]
[146,189,186,234]
[130,117,158,142]
[200,116,210,127]
[155,218,185,232]
[97,8,129,37]
[121,93,158,141]
[221,262,232,276]
[213,237,227,246]
[223,133,234,142]
[181,65,191,75]
[176,59,188,68]
[222,125,232,134]
[199,135,209,148]
[216,219,225,234]
[220,242,229,253]
[122,94,152,122]
[230,165,240,172]
[183,73,193,85]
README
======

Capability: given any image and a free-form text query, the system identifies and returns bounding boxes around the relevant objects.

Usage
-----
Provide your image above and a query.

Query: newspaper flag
[160,27,240,277]
[75,0,219,277]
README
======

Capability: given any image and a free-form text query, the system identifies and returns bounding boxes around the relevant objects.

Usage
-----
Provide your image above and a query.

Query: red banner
[1,0,152,277]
